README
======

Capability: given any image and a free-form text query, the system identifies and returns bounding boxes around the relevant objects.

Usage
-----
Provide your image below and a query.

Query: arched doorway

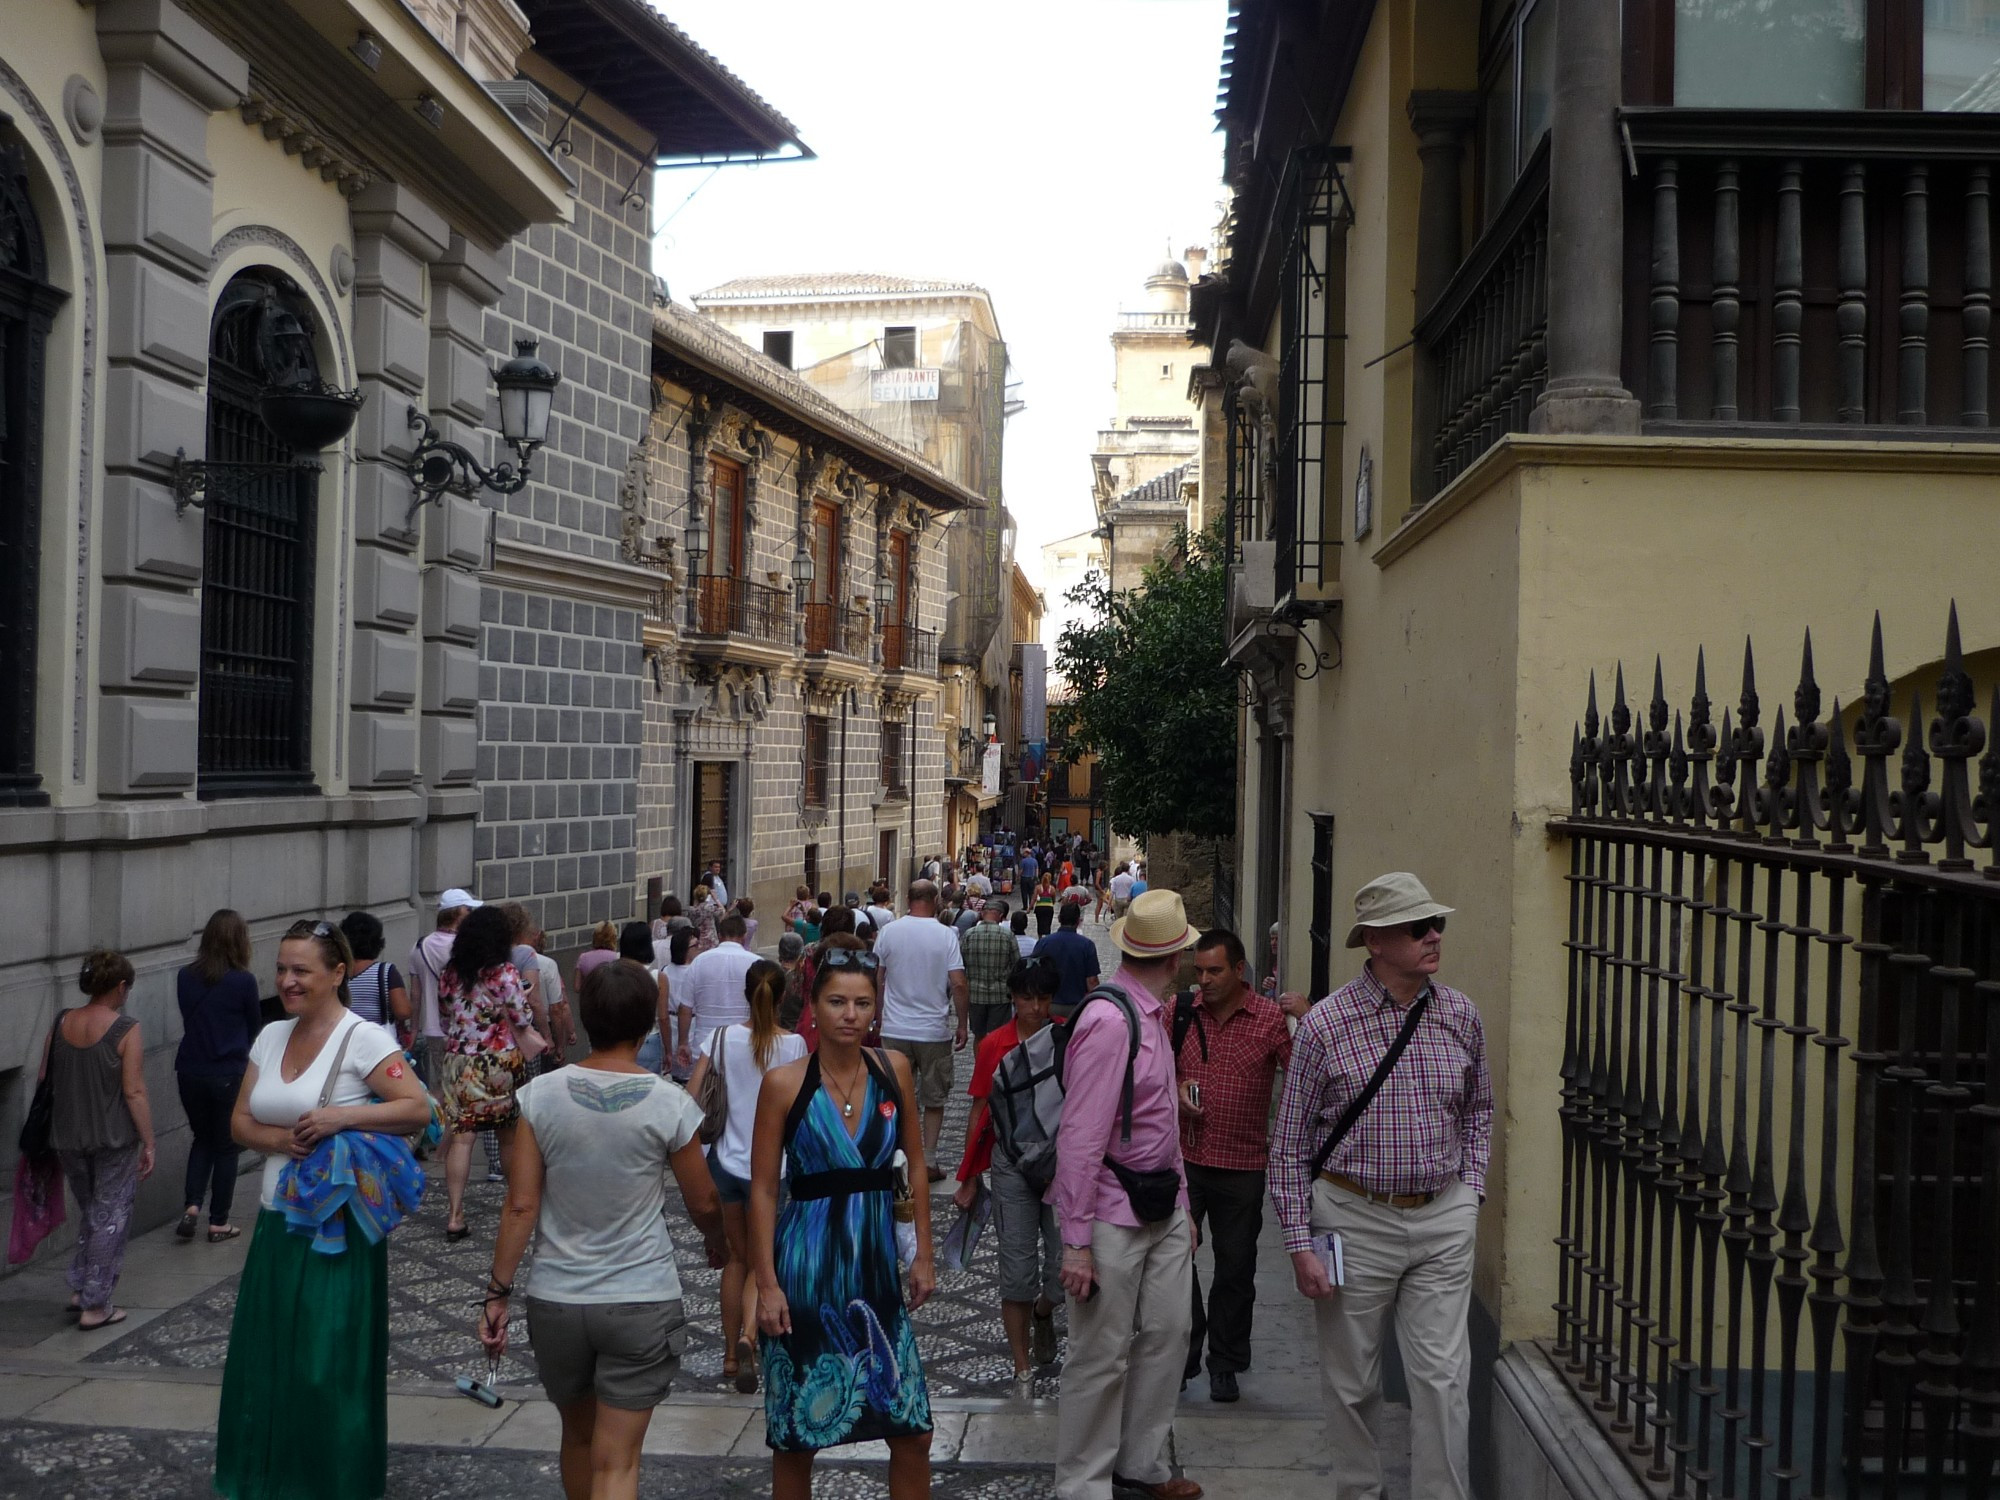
[0,140,64,806]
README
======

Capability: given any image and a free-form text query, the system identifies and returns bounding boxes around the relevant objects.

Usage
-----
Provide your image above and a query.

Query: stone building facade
[637,304,974,922]
[0,0,797,1238]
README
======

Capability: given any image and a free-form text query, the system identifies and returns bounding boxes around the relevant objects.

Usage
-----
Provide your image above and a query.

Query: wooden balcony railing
[692,575,790,643]
[1414,136,1549,496]
[803,602,870,658]
[1621,109,2000,432]
[882,623,938,675]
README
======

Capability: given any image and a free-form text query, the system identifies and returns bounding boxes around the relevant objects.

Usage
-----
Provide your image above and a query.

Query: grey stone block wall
[473,107,654,947]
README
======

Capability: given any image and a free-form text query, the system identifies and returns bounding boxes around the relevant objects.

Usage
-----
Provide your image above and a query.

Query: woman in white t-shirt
[686,958,806,1395]
[214,920,432,1500]
[478,960,725,1497]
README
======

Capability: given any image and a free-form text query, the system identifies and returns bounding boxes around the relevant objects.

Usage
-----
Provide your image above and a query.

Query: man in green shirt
[961,898,1022,1040]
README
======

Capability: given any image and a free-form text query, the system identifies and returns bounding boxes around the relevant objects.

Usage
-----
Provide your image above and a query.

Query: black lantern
[983,712,997,741]
[791,543,814,591]
[875,569,895,609]
[401,337,561,525]
[684,494,709,574]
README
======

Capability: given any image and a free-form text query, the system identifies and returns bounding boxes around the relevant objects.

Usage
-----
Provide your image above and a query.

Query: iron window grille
[0,142,62,807]
[1275,145,1349,606]
[804,715,830,809]
[197,270,320,796]
[1222,381,1267,567]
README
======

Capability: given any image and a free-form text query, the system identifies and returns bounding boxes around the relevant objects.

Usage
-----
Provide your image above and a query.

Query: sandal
[174,1210,198,1241]
[445,1221,470,1242]
[207,1225,241,1244]
[77,1308,127,1331]
[733,1336,758,1395]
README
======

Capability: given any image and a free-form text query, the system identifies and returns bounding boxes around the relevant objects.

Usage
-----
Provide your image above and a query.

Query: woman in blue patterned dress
[749,933,935,1499]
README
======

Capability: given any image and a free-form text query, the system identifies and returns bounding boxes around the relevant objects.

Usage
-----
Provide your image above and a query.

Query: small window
[880,722,905,791]
[882,326,918,370]
[1161,362,1174,379]
[762,330,794,368]
[804,716,830,808]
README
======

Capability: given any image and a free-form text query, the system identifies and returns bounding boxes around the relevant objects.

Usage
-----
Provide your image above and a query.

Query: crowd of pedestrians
[14,821,1495,1500]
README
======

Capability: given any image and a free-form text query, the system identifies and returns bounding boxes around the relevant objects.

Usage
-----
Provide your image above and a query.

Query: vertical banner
[982,741,1002,798]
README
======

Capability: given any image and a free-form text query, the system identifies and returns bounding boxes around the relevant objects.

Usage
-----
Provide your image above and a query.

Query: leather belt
[1319,1170,1436,1209]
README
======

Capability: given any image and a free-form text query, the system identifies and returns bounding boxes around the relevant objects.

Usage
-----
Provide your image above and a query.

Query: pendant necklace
[826,1062,865,1117]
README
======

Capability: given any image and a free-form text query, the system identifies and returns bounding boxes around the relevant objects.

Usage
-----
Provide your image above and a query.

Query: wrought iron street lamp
[983,711,997,741]
[875,569,895,610]
[791,545,814,591]
[402,337,559,524]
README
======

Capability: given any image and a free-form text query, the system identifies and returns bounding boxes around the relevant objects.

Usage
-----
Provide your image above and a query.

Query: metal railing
[691,575,790,643]
[1550,609,2000,1499]
[1414,136,1549,496]
[803,602,870,658]
[882,623,938,675]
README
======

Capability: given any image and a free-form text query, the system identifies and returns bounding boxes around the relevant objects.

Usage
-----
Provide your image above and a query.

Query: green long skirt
[213,1209,389,1500]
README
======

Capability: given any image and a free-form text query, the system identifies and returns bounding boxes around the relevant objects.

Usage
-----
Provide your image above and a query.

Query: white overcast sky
[651,0,1229,586]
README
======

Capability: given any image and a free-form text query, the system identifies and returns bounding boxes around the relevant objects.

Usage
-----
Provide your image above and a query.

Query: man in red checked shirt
[1173,929,1295,1403]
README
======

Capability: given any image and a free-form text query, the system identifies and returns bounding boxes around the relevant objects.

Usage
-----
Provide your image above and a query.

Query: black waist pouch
[1104,1155,1181,1224]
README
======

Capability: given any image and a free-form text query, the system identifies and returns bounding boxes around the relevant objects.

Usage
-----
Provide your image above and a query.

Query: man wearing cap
[406,889,479,1090]
[959,896,1020,1041]
[1051,888,1202,1500]
[1270,873,1492,1500]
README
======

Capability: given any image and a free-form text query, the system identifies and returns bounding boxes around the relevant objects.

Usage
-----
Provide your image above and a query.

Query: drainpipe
[907,711,918,888]
[838,690,851,893]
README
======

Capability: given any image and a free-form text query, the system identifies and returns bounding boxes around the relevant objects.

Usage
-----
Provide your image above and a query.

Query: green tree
[1050,521,1236,840]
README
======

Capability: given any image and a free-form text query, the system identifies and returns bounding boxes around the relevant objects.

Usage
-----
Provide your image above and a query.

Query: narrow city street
[0,917,1403,1499]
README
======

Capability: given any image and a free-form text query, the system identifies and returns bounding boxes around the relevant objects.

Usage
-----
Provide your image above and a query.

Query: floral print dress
[438,964,533,1132]
[762,1054,931,1451]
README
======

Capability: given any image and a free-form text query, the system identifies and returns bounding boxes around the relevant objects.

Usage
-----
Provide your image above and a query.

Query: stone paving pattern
[0,1422,1053,1499]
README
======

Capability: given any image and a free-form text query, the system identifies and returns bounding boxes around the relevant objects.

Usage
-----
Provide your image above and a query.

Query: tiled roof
[650,300,981,511]
[694,272,990,303]
[1113,459,1197,509]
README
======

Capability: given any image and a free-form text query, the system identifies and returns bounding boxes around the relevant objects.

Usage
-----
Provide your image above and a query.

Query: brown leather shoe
[1113,1477,1203,1500]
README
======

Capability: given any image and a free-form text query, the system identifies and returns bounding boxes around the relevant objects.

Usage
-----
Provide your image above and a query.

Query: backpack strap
[1308,993,1431,1179]
[1081,984,1145,1145]
[1171,989,1208,1064]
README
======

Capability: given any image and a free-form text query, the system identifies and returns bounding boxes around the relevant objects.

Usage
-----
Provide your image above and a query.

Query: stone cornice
[488,537,664,611]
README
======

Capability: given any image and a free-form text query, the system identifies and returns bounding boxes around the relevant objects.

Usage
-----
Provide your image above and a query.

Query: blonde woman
[686,959,805,1392]
[688,884,724,956]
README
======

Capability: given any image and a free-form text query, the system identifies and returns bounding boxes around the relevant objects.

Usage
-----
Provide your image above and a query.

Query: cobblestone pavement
[0,1421,1052,1499]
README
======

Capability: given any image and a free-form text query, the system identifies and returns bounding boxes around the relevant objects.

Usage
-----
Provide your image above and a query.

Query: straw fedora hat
[1345,872,1454,948]
[1110,888,1199,959]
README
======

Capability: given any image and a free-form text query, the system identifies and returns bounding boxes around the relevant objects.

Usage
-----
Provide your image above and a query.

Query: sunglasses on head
[286,920,335,940]
[1407,916,1447,940]
[819,948,880,973]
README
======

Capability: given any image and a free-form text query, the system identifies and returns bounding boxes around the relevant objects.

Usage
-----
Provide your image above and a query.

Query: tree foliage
[1050,521,1236,840]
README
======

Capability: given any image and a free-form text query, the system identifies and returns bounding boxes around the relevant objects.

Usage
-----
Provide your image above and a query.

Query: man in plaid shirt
[1173,928,1291,1404]
[1270,873,1491,1500]
[960,897,1022,1040]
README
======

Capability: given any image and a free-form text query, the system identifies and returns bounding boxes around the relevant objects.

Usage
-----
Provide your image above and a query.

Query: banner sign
[871,368,940,401]
[982,741,1002,798]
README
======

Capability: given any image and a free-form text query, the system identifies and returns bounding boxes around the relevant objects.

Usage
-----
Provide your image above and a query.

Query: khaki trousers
[1055,1211,1194,1500]
[1311,1176,1479,1500]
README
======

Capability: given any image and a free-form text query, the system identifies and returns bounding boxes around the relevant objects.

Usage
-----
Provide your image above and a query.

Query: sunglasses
[819,948,880,974]
[286,920,336,940]
[1407,916,1447,941]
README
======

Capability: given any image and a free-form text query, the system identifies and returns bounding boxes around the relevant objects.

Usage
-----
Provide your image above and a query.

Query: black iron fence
[883,623,938,675]
[1551,609,2000,1500]
[692,575,789,643]
[804,602,870,658]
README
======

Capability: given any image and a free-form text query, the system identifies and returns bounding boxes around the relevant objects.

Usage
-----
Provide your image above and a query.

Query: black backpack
[990,983,1145,1193]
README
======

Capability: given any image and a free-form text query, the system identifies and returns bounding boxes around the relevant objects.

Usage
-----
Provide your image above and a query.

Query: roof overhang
[511,0,808,165]
[651,308,985,516]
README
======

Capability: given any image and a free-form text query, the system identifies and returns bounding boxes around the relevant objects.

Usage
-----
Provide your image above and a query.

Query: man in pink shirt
[1050,889,1202,1500]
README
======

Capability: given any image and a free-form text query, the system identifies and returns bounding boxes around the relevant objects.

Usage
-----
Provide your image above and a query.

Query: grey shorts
[526,1296,685,1411]
[989,1161,1062,1305]
[883,1037,955,1109]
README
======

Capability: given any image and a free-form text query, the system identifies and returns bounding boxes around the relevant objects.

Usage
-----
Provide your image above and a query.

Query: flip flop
[733,1336,758,1395]
[207,1225,242,1244]
[78,1308,127,1331]
[446,1222,471,1242]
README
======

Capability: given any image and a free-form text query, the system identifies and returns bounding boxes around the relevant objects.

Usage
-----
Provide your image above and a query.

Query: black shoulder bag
[1308,993,1431,1180]
[18,1011,63,1160]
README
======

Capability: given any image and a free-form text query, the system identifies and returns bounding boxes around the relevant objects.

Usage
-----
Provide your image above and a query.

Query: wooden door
[807,499,841,651]
[884,529,910,667]
[701,457,745,631]
[692,761,731,887]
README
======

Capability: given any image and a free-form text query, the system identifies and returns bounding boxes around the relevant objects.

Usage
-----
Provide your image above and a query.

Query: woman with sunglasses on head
[749,935,935,1499]
[686,959,805,1393]
[214,920,431,1500]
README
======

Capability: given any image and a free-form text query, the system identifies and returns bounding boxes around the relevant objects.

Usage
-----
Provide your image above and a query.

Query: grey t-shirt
[516,1067,704,1303]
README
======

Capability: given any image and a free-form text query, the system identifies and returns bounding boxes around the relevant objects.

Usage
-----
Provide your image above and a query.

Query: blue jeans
[636,1029,664,1076]
[177,1071,244,1225]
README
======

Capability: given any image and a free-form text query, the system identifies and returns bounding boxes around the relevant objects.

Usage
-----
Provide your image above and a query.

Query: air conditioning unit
[1229,540,1276,635]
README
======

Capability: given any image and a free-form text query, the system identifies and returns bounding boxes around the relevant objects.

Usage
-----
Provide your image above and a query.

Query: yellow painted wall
[1111,333,1200,423]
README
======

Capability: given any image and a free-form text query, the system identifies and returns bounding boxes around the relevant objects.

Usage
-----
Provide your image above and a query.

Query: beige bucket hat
[1110,888,1200,959]
[1345,872,1453,948]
